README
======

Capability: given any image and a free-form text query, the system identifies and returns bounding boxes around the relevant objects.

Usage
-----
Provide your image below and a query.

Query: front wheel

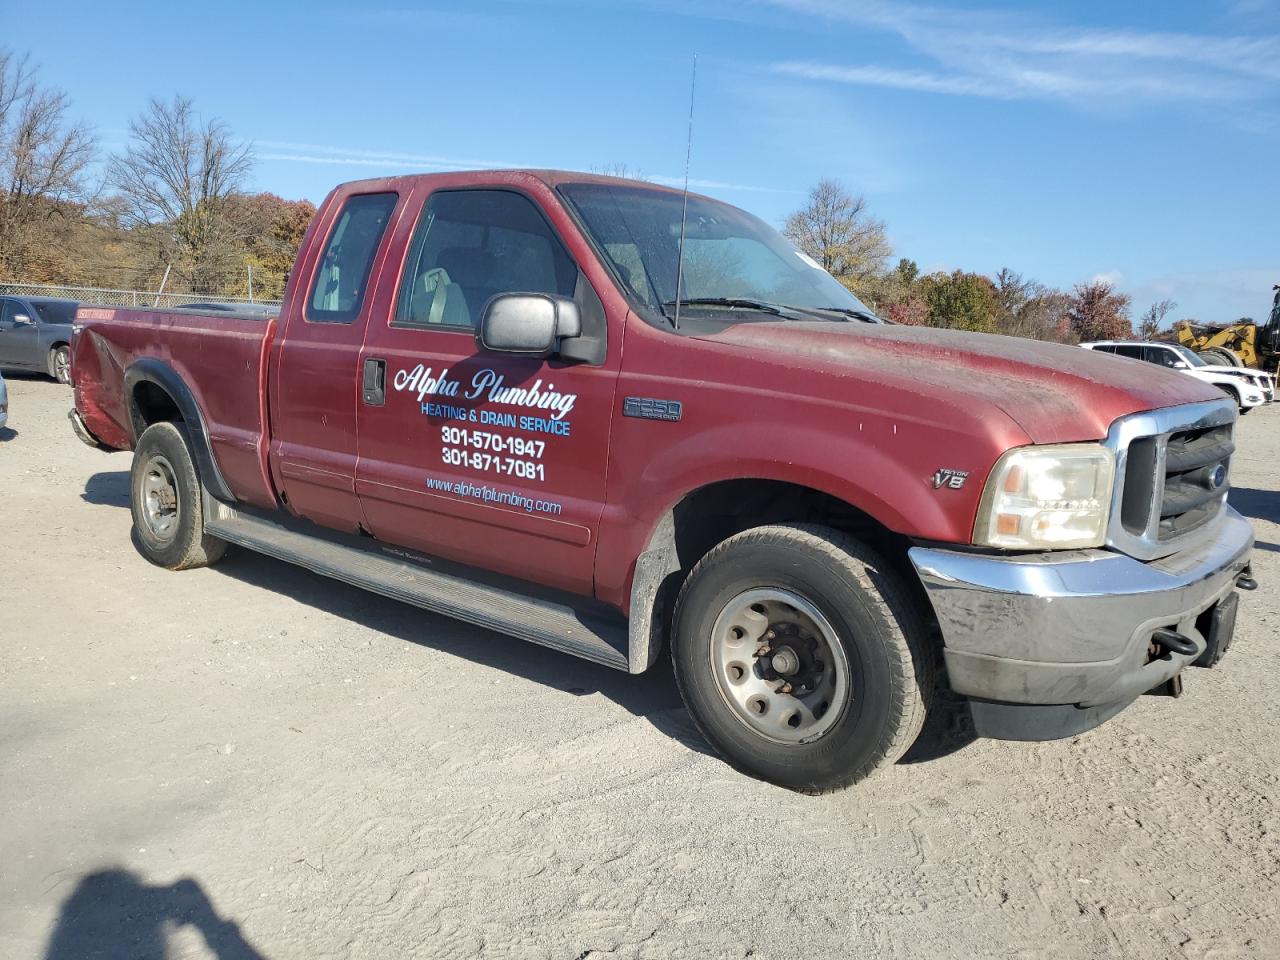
[130,421,226,570]
[49,345,71,384]
[670,524,934,793]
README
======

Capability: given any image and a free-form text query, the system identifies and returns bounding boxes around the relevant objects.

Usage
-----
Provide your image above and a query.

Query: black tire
[1203,347,1242,367]
[49,344,71,384]
[130,421,227,570]
[670,524,934,793]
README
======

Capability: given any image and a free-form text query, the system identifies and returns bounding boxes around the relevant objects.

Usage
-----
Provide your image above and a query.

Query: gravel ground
[1,372,1278,960]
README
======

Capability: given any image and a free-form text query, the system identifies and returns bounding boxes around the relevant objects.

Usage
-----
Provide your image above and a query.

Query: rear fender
[124,358,236,502]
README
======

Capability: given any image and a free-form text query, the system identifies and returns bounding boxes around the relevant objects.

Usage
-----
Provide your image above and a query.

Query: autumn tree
[1067,281,1133,341]
[1138,299,1176,340]
[224,192,315,300]
[0,50,96,278]
[108,96,253,293]
[784,179,890,298]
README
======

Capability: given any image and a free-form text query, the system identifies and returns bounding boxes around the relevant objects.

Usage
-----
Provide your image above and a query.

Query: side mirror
[1173,361,1190,369]
[476,293,581,357]
[13,313,32,325]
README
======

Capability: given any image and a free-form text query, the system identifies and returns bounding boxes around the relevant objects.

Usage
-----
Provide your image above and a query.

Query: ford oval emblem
[1210,464,1227,489]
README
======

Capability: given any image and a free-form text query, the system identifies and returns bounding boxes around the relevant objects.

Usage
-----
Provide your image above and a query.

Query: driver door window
[393,189,578,331]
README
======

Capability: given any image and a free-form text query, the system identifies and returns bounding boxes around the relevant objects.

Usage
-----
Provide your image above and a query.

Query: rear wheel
[49,344,71,384]
[670,524,933,793]
[130,421,226,570]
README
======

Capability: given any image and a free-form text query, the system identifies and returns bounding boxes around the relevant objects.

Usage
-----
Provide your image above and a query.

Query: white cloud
[255,140,785,193]
[1092,270,1124,287]
[758,0,1280,108]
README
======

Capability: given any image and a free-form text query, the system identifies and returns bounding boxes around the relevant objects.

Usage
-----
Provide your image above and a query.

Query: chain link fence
[0,281,280,310]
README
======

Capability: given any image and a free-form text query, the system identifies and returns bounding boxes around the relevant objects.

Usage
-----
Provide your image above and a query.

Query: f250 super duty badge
[624,397,683,422]
[931,468,969,490]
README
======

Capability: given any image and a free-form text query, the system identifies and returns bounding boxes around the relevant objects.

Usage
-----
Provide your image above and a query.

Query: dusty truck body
[69,171,1255,791]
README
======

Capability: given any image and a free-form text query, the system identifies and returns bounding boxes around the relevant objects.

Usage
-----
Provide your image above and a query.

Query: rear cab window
[308,192,399,323]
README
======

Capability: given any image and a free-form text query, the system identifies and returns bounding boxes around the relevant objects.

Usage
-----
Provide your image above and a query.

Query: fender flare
[123,358,236,503]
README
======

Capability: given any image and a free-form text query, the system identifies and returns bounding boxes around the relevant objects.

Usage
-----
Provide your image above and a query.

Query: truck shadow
[1228,487,1280,553]
[82,470,975,770]
[0,426,16,442]
[43,867,266,960]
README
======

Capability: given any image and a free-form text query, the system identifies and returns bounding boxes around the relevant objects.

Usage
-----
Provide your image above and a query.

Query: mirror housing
[1173,360,1190,369]
[12,313,32,325]
[476,294,581,357]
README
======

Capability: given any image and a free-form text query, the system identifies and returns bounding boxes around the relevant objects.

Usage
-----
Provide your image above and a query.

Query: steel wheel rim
[141,454,180,541]
[709,588,851,744]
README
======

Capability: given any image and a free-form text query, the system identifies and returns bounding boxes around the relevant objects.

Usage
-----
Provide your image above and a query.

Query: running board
[203,497,630,671]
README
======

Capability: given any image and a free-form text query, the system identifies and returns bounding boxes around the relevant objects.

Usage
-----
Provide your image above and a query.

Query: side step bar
[203,496,630,672]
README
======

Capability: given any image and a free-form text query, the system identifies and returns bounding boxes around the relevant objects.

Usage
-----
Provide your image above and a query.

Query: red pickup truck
[69,170,1256,791]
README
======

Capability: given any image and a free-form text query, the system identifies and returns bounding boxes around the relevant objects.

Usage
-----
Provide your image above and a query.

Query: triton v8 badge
[931,468,969,490]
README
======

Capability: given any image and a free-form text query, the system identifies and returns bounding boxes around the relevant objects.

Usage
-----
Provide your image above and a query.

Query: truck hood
[696,321,1226,444]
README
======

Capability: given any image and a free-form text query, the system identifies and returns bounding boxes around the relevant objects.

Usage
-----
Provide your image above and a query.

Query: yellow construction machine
[1166,285,1280,373]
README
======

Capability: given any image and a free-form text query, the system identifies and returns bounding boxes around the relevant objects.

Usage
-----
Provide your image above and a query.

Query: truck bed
[72,305,279,508]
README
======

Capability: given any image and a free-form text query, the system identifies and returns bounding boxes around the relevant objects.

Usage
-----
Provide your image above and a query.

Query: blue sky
[9,0,1279,325]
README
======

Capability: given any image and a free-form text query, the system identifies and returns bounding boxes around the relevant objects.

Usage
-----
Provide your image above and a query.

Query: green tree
[919,270,998,332]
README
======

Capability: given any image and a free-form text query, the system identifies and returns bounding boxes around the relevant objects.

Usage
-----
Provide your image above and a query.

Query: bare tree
[1138,299,1176,340]
[784,179,890,294]
[589,163,652,182]
[0,50,96,276]
[109,96,253,293]
[992,267,1072,341]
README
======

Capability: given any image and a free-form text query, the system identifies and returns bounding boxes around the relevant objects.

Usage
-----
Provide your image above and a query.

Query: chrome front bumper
[909,508,1254,739]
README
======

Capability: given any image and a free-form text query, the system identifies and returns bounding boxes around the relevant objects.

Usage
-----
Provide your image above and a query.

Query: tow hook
[1151,628,1198,658]
[1236,569,1258,592]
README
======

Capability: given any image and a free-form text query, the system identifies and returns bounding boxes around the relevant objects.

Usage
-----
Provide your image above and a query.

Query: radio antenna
[672,54,697,332]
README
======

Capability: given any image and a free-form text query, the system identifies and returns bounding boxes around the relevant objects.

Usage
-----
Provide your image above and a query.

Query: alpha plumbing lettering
[393,365,576,422]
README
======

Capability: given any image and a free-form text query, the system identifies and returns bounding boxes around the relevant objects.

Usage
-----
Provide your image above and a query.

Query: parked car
[68,171,1256,792]
[0,370,8,431]
[0,296,78,384]
[1081,340,1273,412]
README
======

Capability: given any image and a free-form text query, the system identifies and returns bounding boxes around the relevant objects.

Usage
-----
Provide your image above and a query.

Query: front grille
[1158,424,1233,540]
[1105,400,1236,560]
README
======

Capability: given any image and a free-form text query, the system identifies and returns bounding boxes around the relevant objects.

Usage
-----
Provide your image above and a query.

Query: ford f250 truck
[69,171,1256,792]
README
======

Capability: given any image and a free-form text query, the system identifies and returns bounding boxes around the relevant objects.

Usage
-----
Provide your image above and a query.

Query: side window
[394,189,578,331]
[308,192,398,323]
[0,299,14,325]
[1113,344,1144,360]
[1147,346,1180,368]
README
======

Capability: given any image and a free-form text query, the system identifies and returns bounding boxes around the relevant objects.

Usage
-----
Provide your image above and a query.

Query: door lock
[362,358,386,406]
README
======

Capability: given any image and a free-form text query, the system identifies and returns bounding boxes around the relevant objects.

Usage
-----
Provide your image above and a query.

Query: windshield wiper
[807,306,884,323]
[661,297,811,321]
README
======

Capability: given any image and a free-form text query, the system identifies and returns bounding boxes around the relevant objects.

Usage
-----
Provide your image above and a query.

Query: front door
[0,299,41,369]
[354,187,620,595]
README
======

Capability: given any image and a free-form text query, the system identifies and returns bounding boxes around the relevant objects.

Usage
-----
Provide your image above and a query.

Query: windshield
[30,300,77,325]
[559,182,877,322]
[1171,344,1208,367]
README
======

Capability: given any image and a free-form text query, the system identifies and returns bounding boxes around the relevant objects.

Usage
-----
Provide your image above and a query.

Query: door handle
[362,358,386,406]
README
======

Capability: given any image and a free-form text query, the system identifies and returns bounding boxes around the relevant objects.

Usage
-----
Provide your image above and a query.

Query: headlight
[974,444,1115,549]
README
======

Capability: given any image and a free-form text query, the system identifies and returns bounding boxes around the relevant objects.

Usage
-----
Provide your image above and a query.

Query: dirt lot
[1,373,1278,960]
